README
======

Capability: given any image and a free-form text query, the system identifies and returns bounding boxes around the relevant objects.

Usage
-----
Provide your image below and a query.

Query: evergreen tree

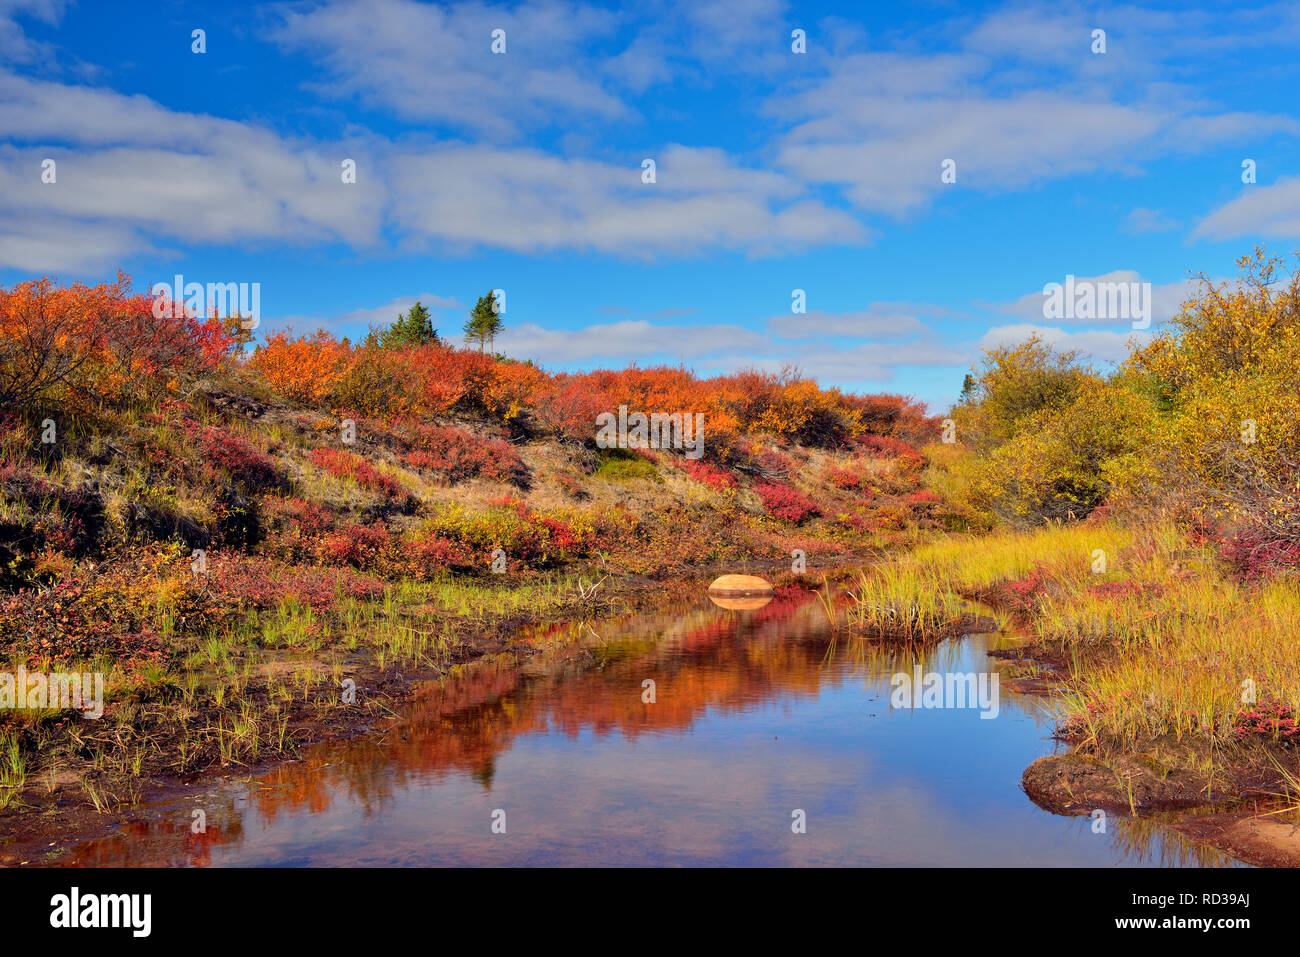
[384,302,441,348]
[959,372,976,402]
[374,301,439,349]
[465,290,503,352]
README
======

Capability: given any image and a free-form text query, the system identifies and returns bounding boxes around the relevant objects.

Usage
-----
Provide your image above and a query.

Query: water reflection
[48,587,1242,867]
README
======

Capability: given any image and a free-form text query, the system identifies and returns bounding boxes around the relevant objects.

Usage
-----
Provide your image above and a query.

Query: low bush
[754,482,821,523]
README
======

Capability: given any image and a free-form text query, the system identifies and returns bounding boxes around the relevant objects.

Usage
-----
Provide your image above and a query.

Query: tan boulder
[707,574,774,596]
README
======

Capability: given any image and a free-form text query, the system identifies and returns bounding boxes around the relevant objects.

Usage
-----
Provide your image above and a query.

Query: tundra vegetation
[4,247,1299,833]
[928,248,1300,813]
[0,273,943,817]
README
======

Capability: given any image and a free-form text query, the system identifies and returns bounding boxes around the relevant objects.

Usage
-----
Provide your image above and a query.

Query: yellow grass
[903,518,1300,750]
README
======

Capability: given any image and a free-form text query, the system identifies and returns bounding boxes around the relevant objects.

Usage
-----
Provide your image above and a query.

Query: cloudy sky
[2,0,1298,409]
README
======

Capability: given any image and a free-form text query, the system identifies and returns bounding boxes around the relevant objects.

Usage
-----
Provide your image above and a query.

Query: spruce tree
[465,290,501,352]
[377,301,438,348]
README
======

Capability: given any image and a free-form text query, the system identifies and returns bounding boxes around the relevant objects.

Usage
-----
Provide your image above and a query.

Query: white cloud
[497,318,766,363]
[386,143,865,257]
[267,293,462,337]
[768,305,939,340]
[2,0,1297,280]
[271,0,626,138]
[994,271,1197,325]
[493,298,966,384]
[1123,207,1179,234]
[0,0,63,65]
[766,23,1298,218]
[0,72,387,272]
[977,323,1153,362]
[1194,176,1300,240]
[700,339,969,386]
[0,70,863,272]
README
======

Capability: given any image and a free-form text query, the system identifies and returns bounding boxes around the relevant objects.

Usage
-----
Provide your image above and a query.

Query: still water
[55,588,1238,866]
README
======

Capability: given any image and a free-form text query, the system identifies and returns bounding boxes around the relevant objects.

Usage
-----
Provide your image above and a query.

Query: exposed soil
[999,634,1300,867]
[1022,753,1215,816]
[1171,810,1300,868]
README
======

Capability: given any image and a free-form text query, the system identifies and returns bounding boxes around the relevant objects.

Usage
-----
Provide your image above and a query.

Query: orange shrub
[249,329,933,453]
[0,273,232,407]
[251,331,351,404]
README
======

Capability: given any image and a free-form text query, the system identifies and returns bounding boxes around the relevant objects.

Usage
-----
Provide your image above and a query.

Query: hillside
[0,275,955,829]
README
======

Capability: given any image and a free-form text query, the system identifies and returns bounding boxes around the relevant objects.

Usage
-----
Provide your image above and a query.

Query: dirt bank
[1000,633,1300,867]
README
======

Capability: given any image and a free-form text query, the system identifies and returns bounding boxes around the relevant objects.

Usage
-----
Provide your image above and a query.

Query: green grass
[841,564,965,640]
[593,448,662,483]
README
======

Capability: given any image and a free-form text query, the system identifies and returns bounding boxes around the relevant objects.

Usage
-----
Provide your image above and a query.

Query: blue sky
[2,0,1299,410]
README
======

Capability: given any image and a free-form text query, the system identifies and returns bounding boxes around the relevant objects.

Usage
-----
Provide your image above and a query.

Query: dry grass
[901,519,1300,760]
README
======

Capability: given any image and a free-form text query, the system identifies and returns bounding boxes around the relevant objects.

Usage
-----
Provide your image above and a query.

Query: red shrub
[751,447,795,478]
[1216,530,1300,579]
[1234,700,1300,740]
[193,424,280,489]
[398,532,477,577]
[823,464,865,490]
[1,273,233,408]
[210,555,385,611]
[1005,567,1048,607]
[404,425,527,485]
[903,489,941,507]
[682,459,738,491]
[528,374,612,443]
[857,433,922,464]
[553,471,589,499]
[308,448,402,498]
[833,511,875,533]
[754,482,821,523]
[1087,581,1165,599]
[317,522,389,569]
[261,496,334,536]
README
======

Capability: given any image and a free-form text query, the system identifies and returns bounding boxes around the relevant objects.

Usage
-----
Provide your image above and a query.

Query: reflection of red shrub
[309,448,402,498]
[754,482,821,523]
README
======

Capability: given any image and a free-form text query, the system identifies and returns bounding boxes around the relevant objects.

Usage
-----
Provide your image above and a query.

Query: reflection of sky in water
[56,595,1242,867]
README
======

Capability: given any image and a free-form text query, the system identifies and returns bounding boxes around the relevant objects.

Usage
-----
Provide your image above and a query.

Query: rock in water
[707,574,773,596]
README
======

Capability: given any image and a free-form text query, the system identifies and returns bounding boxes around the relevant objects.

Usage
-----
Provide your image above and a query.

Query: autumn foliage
[250,333,937,457]
[947,247,1300,575]
[0,273,232,408]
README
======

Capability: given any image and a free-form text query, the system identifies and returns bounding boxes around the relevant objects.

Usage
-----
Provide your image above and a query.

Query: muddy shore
[996,635,1300,867]
[4,570,1295,867]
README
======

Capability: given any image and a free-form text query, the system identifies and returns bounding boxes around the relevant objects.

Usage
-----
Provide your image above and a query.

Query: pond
[52,586,1240,867]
